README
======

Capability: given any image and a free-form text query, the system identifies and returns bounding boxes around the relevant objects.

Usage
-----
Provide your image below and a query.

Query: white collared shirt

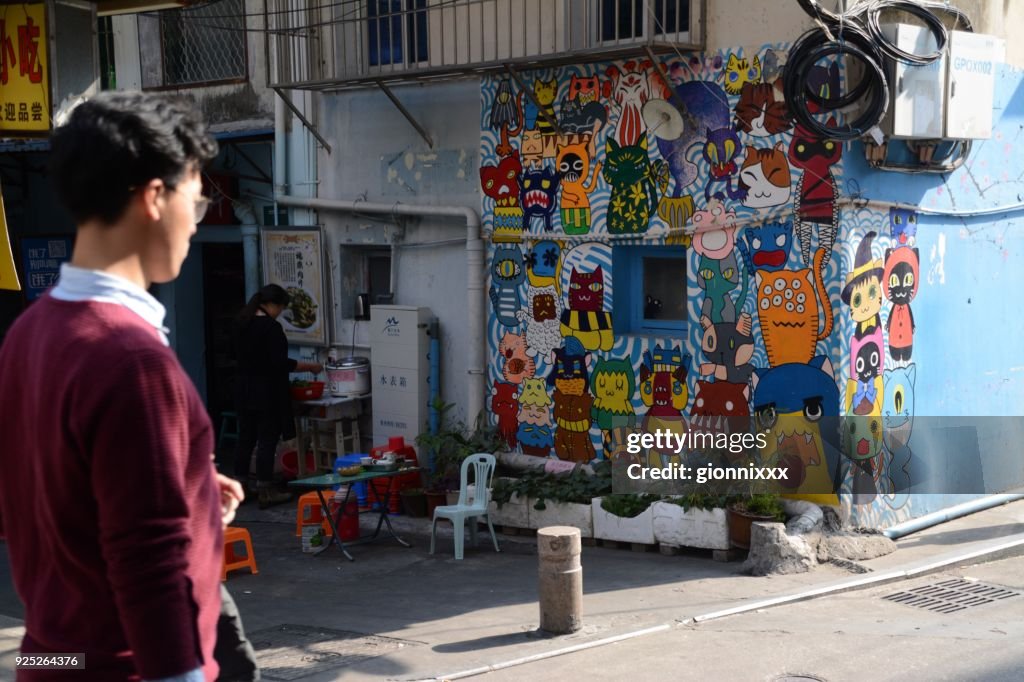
[50,263,171,346]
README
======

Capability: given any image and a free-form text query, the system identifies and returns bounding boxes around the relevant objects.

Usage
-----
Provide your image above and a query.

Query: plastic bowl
[360,456,374,466]
[290,381,325,401]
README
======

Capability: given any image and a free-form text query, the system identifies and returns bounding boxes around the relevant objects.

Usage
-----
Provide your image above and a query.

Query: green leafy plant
[492,460,613,511]
[729,493,785,522]
[599,493,661,518]
[415,399,504,492]
[670,492,730,512]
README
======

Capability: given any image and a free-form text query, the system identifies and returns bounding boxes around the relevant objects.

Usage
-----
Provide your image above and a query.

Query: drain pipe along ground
[275,194,487,422]
[882,493,1024,539]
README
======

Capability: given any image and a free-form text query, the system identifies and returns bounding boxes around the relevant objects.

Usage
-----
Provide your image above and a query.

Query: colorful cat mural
[756,248,833,367]
[606,60,652,147]
[491,380,519,449]
[789,118,842,268]
[603,137,663,234]
[557,141,602,235]
[591,358,637,456]
[734,81,792,137]
[559,266,614,352]
[722,54,761,95]
[499,331,535,384]
[639,345,690,466]
[548,339,595,463]
[738,220,793,274]
[703,126,745,202]
[517,377,554,457]
[480,151,524,242]
[889,208,918,247]
[884,247,920,363]
[520,165,559,232]
[699,313,754,384]
[489,244,525,328]
[738,143,792,209]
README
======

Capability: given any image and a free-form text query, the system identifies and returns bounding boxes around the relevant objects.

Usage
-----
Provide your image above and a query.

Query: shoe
[258,487,292,510]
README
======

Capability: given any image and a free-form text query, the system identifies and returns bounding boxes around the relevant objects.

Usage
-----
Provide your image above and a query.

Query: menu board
[260,227,327,346]
[19,235,73,301]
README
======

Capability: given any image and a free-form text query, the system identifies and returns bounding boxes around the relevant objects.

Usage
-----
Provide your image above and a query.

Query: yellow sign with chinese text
[0,182,21,292]
[0,3,49,133]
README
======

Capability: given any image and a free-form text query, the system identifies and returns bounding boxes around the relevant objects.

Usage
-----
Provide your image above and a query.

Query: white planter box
[652,502,730,550]
[592,498,655,544]
[487,489,529,529]
[529,500,594,538]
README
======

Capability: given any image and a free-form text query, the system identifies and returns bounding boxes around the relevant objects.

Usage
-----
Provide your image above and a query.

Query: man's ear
[140,178,165,223]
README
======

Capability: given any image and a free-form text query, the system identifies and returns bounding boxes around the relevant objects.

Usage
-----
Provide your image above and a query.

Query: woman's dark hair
[49,91,218,225]
[237,284,291,326]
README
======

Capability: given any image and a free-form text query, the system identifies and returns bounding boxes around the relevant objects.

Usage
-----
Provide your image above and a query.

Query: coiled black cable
[864,0,948,65]
[784,26,890,140]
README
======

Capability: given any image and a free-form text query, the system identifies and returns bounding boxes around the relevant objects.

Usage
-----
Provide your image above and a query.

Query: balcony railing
[267,0,702,91]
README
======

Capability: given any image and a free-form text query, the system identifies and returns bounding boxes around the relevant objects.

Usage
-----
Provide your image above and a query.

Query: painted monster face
[845,413,883,461]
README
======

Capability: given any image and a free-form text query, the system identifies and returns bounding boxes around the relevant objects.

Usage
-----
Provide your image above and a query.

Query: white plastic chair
[429,453,501,560]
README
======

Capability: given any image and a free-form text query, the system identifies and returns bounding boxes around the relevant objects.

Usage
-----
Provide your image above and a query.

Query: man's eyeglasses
[194,196,211,223]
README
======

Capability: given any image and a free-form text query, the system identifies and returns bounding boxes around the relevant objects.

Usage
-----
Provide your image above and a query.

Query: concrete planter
[592,498,655,544]
[529,500,594,538]
[487,485,529,529]
[651,502,730,550]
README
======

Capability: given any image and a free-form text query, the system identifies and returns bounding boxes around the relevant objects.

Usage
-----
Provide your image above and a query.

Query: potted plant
[490,461,613,536]
[726,493,786,549]
[416,399,504,509]
[399,487,428,517]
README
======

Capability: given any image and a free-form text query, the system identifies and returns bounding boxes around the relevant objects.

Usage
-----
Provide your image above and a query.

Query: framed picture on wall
[260,226,328,346]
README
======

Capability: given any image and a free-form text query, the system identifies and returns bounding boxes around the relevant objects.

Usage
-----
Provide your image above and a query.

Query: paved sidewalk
[0,498,1021,681]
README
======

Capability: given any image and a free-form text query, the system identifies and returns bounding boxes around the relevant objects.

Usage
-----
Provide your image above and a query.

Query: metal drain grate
[883,579,1021,614]
[248,624,420,681]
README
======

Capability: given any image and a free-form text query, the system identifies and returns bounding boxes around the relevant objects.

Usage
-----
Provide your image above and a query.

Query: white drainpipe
[275,194,487,422]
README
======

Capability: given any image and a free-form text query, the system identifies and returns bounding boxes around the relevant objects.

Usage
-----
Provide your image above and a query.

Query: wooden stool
[295,490,334,537]
[222,526,258,581]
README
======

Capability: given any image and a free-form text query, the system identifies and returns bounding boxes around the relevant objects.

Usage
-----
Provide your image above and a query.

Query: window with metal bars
[97,16,116,90]
[367,0,428,67]
[143,0,247,88]
[600,0,689,42]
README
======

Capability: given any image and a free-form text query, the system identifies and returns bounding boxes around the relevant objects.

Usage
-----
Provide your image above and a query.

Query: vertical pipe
[428,318,441,473]
[241,224,260,300]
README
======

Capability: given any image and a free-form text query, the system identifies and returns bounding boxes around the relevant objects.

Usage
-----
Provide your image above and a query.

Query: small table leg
[366,478,412,548]
[313,488,355,561]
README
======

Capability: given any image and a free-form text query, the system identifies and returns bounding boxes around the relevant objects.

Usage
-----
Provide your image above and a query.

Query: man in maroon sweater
[0,92,242,680]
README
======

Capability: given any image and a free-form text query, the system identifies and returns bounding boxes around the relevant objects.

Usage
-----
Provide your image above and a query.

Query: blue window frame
[612,245,687,336]
[368,0,428,67]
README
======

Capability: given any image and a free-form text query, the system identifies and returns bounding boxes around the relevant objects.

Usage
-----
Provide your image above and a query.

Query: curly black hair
[49,91,218,225]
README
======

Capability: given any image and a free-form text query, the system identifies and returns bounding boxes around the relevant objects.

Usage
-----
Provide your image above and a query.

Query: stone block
[744,521,818,576]
[652,501,730,550]
[592,498,655,545]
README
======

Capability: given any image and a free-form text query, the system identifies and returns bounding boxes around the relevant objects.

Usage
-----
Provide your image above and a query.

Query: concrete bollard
[537,526,583,634]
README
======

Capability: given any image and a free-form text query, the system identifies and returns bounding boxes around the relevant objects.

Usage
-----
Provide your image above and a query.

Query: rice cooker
[326,356,370,397]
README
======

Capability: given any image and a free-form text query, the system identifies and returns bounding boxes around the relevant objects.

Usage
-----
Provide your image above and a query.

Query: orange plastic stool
[294,491,334,538]
[222,526,258,581]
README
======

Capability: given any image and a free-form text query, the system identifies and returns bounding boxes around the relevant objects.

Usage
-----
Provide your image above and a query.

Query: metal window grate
[883,578,1021,614]
[160,0,247,86]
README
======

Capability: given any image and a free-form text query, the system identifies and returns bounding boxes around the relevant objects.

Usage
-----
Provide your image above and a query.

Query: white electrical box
[881,23,947,139]
[945,30,1005,139]
[369,305,433,447]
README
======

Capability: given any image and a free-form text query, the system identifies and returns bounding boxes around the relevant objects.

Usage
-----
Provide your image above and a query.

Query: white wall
[316,80,481,425]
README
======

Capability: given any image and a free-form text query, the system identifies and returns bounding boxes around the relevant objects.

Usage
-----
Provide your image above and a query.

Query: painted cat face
[700,318,754,369]
[592,358,635,404]
[491,245,525,286]
[519,377,551,407]
[883,363,916,430]
[480,151,522,202]
[703,126,741,179]
[752,356,839,487]
[547,344,590,391]
[607,59,652,105]
[603,137,650,187]
[568,75,604,104]
[739,143,792,209]
[518,402,551,426]
[520,166,559,215]
[697,256,739,298]
[789,120,842,172]
[533,78,558,106]
[568,266,604,312]
[848,276,882,324]
[743,221,792,272]
[522,129,544,162]
[883,247,920,305]
[691,197,738,242]
[639,345,688,414]
[557,142,590,184]
[890,208,918,246]
[499,331,535,383]
[491,380,519,417]
[692,380,750,417]
[723,54,761,95]
[735,82,791,137]
[854,340,882,383]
